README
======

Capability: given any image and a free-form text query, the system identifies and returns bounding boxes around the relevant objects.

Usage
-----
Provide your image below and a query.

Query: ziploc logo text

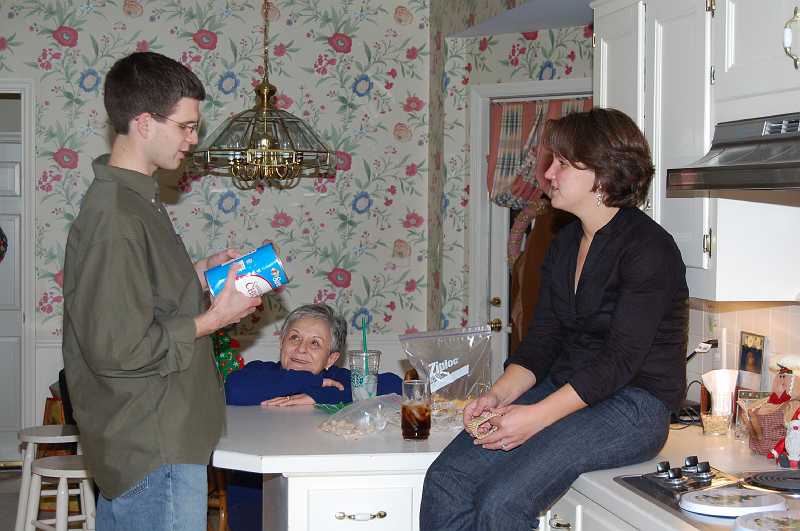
[428,357,469,393]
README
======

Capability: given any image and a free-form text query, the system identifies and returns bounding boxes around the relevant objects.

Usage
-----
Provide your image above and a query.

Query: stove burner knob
[684,456,698,468]
[696,461,711,474]
[656,461,671,474]
[668,467,684,480]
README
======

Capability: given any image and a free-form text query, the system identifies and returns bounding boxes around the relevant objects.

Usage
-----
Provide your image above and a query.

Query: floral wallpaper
[429,0,592,329]
[0,0,591,342]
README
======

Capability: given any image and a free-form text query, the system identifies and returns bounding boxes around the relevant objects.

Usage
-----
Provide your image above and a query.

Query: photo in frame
[738,331,766,391]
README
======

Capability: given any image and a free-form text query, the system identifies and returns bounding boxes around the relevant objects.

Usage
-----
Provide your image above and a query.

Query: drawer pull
[549,515,572,529]
[335,511,387,521]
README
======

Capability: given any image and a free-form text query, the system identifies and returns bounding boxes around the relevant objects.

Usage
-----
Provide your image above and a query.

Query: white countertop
[213,404,459,475]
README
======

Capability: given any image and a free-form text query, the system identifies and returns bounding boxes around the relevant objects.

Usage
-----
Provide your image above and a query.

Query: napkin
[701,369,739,416]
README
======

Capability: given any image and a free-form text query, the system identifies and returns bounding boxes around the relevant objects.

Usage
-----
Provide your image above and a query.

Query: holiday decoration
[771,406,800,468]
[212,327,245,382]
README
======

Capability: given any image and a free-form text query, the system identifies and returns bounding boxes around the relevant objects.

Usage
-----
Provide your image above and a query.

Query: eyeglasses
[150,112,201,135]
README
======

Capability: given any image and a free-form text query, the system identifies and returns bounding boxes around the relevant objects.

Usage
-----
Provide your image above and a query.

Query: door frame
[1,79,37,431]
[468,78,591,380]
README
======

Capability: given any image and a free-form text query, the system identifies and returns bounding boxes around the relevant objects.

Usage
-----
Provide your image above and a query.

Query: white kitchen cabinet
[541,487,636,531]
[591,0,645,127]
[713,0,800,123]
[595,0,800,301]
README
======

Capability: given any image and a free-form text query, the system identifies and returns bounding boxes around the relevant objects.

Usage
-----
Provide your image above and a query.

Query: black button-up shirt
[507,207,689,412]
[62,155,225,498]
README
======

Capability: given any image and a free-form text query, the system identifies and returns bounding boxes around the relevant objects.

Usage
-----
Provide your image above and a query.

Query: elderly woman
[420,108,689,530]
[225,303,401,406]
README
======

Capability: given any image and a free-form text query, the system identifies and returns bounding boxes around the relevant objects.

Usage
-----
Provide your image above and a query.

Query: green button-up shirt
[62,155,225,498]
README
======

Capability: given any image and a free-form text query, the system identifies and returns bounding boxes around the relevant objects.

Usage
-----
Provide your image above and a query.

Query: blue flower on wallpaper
[351,191,373,214]
[441,194,449,213]
[218,71,240,95]
[442,71,450,92]
[218,191,240,214]
[351,74,373,97]
[538,60,556,80]
[441,313,449,329]
[351,307,372,330]
[78,69,101,93]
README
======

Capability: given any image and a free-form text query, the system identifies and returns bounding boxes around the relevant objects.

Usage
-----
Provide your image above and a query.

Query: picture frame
[737,331,766,391]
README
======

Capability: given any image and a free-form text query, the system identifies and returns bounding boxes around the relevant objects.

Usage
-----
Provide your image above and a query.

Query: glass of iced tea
[402,379,431,440]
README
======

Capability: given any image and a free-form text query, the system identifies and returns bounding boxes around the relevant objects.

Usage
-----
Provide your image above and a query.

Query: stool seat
[18,425,79,444]
[32,455,90,479]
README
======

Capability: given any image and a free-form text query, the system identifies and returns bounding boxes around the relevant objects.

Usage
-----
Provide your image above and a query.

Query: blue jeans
[420,378,670,531]
[96,464,207,531]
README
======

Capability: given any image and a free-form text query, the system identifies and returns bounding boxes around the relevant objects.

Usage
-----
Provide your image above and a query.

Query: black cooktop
[743,470,800,497]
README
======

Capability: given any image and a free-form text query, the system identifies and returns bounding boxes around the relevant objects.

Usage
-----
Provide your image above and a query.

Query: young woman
[420,108,689,530]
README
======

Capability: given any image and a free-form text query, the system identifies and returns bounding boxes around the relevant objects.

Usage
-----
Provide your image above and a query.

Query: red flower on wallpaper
[327,267,352,288]
[568,50,576,62]
[405,163,417,177]
[387,301,396,311]
[52,26,78,48]
[273,94,293,110]
[274,43,287,57]
[328,33,352,54]
[193,29,218,50]
[522,31,539,40]
[405,279,417,293]
[406,47,418,60]
[0,37,7,52]
[54,270,63,289]
[136,40,149,52]
[584,24,594,39]
[402,211,424,228]
[388,68,397,78]
[53,148,78,169]
[335,151,352,172]
[402,96,425,113]
[270,212,293,228]
[478,37,489,52]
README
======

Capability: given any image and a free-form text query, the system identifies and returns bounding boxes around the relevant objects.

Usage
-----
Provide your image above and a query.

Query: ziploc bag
[399,326,492,428]
[318,394,401,439]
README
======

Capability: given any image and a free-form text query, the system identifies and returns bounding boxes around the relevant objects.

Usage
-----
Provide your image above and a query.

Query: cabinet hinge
[710,65,716,85]
[702,229,713,255]
[705,0,716,16]
[591,32,596,48]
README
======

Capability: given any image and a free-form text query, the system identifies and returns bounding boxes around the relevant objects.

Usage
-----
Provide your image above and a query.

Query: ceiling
[449,0,592,38]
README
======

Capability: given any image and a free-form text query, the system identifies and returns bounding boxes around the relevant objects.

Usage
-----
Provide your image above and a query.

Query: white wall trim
[467,77,592,338]
[0,132,22,143]
[1,79,37,428]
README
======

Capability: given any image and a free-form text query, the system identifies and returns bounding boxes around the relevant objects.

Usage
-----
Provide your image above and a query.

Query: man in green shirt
[62,52,262,531]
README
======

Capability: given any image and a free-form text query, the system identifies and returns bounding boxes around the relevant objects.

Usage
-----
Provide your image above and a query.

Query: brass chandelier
[191,0,334,190]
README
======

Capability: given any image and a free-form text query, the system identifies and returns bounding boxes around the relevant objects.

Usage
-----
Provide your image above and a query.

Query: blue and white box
[205,243,288,298]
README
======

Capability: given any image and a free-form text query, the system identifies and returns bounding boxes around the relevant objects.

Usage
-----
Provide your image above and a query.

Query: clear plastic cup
[348,350,380,402]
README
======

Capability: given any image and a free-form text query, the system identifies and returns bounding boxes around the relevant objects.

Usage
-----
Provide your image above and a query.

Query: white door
[469,79,592,382]
[0,135,23,462]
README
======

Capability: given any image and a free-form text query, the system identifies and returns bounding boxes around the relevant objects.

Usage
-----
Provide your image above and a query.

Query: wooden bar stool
[24,454,95,531]
[15,425,80,531]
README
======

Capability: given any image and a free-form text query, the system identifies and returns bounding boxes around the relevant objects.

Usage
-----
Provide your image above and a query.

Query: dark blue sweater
[224,361,402,405]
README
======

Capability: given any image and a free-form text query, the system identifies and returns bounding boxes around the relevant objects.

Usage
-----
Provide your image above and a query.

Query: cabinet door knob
[335,511,387,521]
[489,296,502,307]
[549,515,573,529]
[487,318,503,332]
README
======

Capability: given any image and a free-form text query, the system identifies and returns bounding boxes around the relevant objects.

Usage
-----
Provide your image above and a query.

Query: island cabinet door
[283,473,424,531]
[542,488,636,531]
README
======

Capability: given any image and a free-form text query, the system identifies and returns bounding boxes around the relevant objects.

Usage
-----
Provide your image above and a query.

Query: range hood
[666,112,800,191]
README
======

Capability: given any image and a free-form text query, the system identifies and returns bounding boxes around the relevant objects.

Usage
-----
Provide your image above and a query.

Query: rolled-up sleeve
[67,235,196,378]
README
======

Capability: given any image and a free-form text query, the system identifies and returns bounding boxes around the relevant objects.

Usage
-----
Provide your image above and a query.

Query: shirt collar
[92,154,160,204]
[595,207,630,236]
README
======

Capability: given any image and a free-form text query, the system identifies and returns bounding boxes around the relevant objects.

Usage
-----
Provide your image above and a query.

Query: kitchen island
[213,405,789,530]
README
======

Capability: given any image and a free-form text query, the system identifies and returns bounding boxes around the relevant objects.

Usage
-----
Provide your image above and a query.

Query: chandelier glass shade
[191,3,334,190]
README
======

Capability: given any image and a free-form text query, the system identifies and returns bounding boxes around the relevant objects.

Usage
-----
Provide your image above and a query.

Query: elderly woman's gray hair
[279,303,348,354]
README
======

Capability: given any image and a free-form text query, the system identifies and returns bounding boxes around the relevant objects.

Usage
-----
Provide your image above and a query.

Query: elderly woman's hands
[260,377,345,407]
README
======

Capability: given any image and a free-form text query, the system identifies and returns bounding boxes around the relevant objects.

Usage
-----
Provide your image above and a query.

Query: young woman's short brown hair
[543,107,655,208]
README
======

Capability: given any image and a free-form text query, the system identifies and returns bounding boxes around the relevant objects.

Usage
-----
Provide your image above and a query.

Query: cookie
[466,411,501,439]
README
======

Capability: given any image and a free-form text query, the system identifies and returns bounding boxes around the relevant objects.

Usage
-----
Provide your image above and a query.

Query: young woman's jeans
[420,377,670,531]
[96,463,207,531]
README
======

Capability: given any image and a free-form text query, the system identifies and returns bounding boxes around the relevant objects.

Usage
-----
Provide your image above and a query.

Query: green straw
[361,316,368,384]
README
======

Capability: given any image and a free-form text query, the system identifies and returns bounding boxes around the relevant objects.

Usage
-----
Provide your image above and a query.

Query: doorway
[468,78,591,381]
[0,81,35,464]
